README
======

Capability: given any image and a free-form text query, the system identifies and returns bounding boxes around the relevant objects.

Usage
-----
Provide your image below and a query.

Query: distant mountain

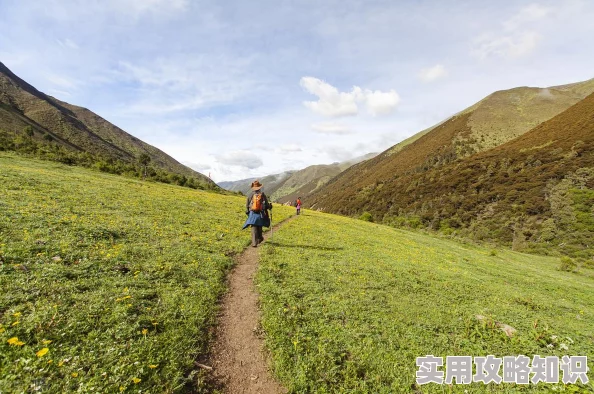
[308,83,594,258]
[271,152,378,203]
[0,61,215,188]
[218,171,296,196]
[218,152,377,201]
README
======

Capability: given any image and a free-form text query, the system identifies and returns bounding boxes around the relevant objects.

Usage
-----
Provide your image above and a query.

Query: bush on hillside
[0,129,217,192]
[559,256,577,272]
[359,211,373,222]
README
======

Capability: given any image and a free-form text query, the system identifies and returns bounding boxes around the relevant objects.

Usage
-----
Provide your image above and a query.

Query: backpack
[251,192,264,212]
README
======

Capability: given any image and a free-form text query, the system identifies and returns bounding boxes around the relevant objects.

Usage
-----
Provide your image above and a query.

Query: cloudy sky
[1,0,593,181]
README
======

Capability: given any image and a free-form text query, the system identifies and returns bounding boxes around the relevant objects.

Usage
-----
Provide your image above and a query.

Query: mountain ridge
[309,77,594,208]
[310,90,594,257]
[218,152,377,202]
[0,61,214,186]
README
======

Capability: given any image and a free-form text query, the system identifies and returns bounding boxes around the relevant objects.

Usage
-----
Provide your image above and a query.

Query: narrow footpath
[209,217,294,394]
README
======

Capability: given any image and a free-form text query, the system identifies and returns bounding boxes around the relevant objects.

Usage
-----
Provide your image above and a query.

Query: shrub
[559,256,577,272]
[359,211,373,222]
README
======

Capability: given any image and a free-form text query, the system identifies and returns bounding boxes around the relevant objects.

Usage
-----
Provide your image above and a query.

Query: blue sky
[1,0,593,181]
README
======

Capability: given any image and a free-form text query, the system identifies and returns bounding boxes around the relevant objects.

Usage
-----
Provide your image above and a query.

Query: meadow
[0,153,293,393]
[257,211,594,393]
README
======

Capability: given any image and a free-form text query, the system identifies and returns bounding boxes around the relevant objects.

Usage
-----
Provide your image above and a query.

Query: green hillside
[309,79,594,210]
[2,154,592,393]
[0,61,215,189]
[308,87,594,259]
[257,211,594,393]
[0,153,292,392]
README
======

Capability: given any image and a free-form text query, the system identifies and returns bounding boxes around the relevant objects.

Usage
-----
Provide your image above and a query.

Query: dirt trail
[209,218,293,394]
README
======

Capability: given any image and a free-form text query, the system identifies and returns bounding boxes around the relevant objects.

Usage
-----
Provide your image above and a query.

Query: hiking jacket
[242,190,272,229]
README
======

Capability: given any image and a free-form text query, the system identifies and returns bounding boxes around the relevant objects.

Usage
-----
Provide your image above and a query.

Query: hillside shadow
[268,242,343,251]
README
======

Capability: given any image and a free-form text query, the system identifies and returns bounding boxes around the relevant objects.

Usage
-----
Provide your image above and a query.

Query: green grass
[257,210,594,393]
[0,153,293,393]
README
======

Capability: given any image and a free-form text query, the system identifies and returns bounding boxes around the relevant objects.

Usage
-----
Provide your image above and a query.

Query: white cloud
[472,3,553,60]
[418,64,448,83]
[217,150,263,169]
[504,4,552,31]
[300,77,400,117]
[45,74,81,90]
[278,144,302,153]
[115,56,259,114]
[184,161,212,172]
[252,144,275,151]
[473,31,541,59]
[300,77,359,117]
[311,122,352,135]
[324,145,357,162]
[364,89,401,116]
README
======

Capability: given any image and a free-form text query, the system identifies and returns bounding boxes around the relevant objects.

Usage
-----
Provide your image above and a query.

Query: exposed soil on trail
[208,218,293,394]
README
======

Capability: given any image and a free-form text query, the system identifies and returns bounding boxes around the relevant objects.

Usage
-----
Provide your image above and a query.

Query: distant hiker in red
[296,197,302,215]
[242,180,272,247]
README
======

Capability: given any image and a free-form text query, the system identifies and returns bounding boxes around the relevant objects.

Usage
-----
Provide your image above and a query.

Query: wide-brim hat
[251,180,263,190]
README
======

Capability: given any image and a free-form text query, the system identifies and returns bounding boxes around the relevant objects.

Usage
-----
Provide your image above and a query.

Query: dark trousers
[251,225,263,246]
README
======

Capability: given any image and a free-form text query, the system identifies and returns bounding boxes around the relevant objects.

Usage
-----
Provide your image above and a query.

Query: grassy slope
[257,211,594,393]
[308,79,594,214]
[0,153,292,393]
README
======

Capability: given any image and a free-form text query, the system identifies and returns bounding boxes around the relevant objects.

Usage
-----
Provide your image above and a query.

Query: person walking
[296,197,302,215]
[242,180,272,247]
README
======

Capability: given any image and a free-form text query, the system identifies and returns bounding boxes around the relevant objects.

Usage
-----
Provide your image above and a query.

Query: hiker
[242,180,272,247]
[296,197,302,215]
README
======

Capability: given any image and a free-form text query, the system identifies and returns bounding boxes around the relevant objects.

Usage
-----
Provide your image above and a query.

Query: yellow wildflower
[132,377,141,384]
[149,364,158,369]
[58,361,64,367]
[7,337,19,345]
[142,329,148,335]
[36,348,49,357]
[48,360,53,364]
[71,372,78,378]
[12,312,21,318]
[42,339,52,345]
[11,321,20,326]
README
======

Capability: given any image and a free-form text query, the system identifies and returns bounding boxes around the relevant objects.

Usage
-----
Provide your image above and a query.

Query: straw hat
[251,180,263,190]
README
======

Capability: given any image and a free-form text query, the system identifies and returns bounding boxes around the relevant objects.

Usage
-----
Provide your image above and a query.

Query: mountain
[218,171,296,196]
[0,61,215,188]
[308,79,594,208]
[271,152,378,203]
[218,152,377,201]
[308,87,594,259]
